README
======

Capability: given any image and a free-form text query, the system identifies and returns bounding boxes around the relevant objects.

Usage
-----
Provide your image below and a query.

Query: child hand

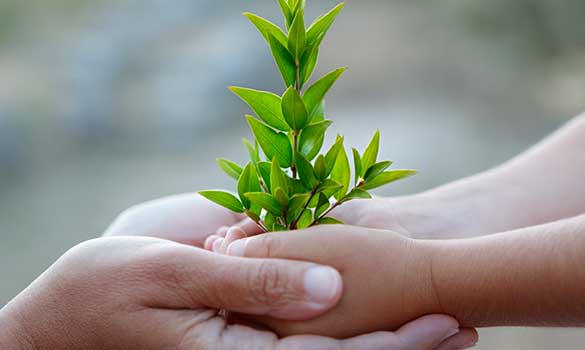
[213,226,461,340]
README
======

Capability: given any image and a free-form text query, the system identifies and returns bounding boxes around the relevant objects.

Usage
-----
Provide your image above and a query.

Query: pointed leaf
[216,158,243,180]
[270,157,288,195]
[303,67,346,120]
[288,10,306,61]
[331,140,350,200]
[287,193,310,224]
[257,161,272,191]
[361,130,380,175]
[268,34,297,87]
[317,179,343,195]
[230,87,289,131]
[361,170,418,191]
[314,155,327,180]
[243,138,260,165]
[282,86,309,130]
[364,161,393,181]
[238,163,262,211]
[324,137,344,175]
[300,44,319,88]
[315,193,330,218]
[352,148,362,185]
[199,191,244,213]
[246,116,293,168]
[341,188,372,202]
[306,3,345,45]
[311,101,326,123]
[295,152,318,190]
[244,13,288,47]
[274,187,289,207]
[245,192,283,216]
[318,217,344,225]
[264,212,277,232]
[277,0,293,29]
[298,120,332,160]
[297,209,313,229]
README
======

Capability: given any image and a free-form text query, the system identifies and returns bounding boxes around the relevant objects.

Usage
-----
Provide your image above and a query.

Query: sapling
[199,0,416,232]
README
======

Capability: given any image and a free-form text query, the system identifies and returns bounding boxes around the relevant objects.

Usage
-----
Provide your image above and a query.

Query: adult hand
[2,236,411,350]
[102,193,478,349]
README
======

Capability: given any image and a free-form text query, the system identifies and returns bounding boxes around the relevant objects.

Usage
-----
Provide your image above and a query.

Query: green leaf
[352,148,362,185]
[272,223,288,232]
[238,163,262,211]
[299,43,319,88]
[199,191,244,213]
[257,161,272,191]
[216,158,243,180]
[315,193,330,218]
[324,136,344,176]
[317,179,343,195]
[243,138,260,165]
[264,212,277,231]
[361,130,380,176]
[277,0,293,29]
[361,170,418,191]
[274,187,289,207]
[314,155,327,180]
[281,86,309,130]
[244,13,288,47]
[287,193,310,224]
[270,157,288,195]
[288,9,306,61]
[246,116,293,168]
[297,209,313,229]
[364,161,393,181]
[318,217,344,225]
[298,120,332,160]
[311,101,326,123]
[306,2,345,45]
[268,34,297,87]
[303,67,347,120]
[245,192,283,216]
[331,139,350,200]
[244,209,261,223]
[230,87,289,131]
[341,188,372,202]
[295,152,318,190]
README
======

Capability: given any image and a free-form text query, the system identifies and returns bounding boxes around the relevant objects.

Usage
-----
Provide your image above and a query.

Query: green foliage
[199,0,417,232]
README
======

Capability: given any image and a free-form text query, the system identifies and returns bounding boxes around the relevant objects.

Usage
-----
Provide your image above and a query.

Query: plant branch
[290,185,318,229]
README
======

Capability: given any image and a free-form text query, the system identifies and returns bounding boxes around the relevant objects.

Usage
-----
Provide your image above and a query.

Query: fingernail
[441,328,460,342]
[227,239,246,257]
[213,238,224,252]
[303,266,342,304]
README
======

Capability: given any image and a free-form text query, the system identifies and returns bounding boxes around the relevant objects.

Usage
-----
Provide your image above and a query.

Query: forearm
[426,213,585,327]
[406,114,585,238]
[0,300,37,350]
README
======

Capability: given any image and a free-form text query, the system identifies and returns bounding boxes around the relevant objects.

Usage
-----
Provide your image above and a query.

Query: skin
[0,194,473,350]
[331,113,585,239]
[225,216,585,337]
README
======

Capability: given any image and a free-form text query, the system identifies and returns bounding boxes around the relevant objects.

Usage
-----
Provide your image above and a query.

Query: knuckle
[251,234,282,258]
[247,261,291,307]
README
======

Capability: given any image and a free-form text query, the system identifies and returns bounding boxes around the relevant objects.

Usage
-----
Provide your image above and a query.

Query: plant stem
[309,182,365,226]
[291,130,299,179]
[290,186,318,229]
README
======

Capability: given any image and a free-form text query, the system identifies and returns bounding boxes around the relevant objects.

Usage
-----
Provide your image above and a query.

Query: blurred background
[1,0,584,348]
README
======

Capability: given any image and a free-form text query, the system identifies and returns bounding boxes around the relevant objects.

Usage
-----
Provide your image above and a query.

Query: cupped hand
[222,225,478,348]
[3,236,426,350]
[100,193,478,349]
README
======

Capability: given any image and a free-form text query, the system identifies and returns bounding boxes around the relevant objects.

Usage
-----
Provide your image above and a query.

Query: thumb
[156,246,343,321]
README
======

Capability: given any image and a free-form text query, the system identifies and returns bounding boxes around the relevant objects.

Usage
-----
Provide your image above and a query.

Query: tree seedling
[200,0,417,232]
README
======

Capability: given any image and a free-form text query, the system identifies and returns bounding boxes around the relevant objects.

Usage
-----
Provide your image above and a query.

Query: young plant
[199,0,416,232]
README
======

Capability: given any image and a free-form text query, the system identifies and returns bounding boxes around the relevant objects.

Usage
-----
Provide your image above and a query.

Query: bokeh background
[1,0,584,348]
